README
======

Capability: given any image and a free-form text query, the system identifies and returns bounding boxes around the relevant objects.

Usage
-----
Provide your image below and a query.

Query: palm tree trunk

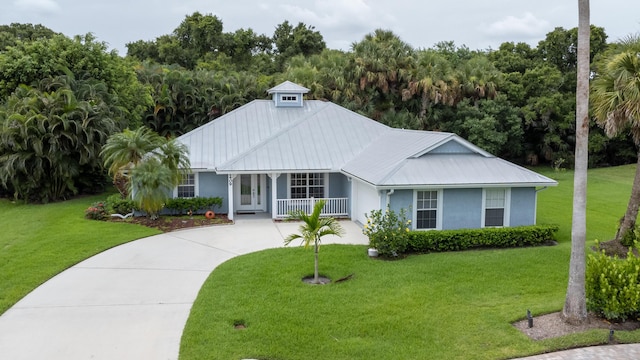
[615,150,640,243]
[562,0,589,325]
[314,238,320,284]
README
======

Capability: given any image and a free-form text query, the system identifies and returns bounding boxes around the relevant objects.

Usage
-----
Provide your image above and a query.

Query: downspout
[386,189,395,208]
[533,187,548,224]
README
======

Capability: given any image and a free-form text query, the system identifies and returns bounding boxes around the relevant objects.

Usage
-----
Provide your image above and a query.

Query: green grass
[0,195,160,314]
[180,164,640,360]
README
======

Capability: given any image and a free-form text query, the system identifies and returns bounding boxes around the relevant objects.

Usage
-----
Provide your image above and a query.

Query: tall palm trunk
[562,0,589,325]
[615,150,640,242]
[314,237,320,284]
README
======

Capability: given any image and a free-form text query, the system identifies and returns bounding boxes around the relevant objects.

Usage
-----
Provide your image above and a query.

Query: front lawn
[180,164,640,359]
[0,195,160,314]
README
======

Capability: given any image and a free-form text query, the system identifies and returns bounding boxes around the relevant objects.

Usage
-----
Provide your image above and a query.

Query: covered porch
[226,172,350,221]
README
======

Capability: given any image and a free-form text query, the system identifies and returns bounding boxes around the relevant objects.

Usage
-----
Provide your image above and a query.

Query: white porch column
[227,174,236,221]
[269,173,281,219]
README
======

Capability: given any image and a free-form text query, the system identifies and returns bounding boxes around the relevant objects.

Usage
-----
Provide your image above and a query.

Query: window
[281,95,298,102]
[416,190,438,229]
[290,173,325,199]
[484,188,507,227]
[177,173,195,198]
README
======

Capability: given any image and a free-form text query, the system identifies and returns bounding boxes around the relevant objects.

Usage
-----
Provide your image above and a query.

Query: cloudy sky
[2,0,639,55]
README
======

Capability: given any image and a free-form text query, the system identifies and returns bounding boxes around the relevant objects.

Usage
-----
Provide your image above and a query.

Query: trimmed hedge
[164,197,223,215]
[404,225,559,254]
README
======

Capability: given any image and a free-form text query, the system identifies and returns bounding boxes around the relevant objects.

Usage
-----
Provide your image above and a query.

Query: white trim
[173,172,199,198]
[413,189,442,230]
[269,173,281,219]
[481,188,511,228]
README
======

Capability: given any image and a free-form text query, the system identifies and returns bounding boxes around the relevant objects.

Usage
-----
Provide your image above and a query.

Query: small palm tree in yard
[285,200,345,284]
[101,127,190,219]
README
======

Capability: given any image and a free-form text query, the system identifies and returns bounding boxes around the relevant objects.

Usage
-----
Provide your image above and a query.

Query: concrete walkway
[0,217,368,360]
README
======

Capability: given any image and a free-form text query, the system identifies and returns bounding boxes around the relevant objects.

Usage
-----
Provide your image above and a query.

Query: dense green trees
[0,75,119,202]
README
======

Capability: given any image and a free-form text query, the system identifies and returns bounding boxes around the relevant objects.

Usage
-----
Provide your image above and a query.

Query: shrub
[405,225,558,253]
[164,197,223,215]
[620,225,639,247]
[105,194,137,215]
[85,202,107,220]
[586,244,640,321]
[363,207,411,257]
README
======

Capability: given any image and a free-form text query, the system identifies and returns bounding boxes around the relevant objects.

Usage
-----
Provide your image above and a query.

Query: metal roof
[217,102,388,172]
[176,81,557,188]
[372,154,558,188]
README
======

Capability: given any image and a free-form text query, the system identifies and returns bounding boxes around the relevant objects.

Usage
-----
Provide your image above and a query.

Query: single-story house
[174,81,557,230]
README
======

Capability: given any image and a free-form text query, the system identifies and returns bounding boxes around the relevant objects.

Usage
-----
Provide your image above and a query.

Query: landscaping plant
[586,243,640,321]
[284,199,344,284]
[363,207,410,257]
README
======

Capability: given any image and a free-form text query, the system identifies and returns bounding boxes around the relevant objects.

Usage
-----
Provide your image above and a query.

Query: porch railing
[276,197,349,219]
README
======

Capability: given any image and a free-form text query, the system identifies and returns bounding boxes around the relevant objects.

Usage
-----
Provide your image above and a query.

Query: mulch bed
[108,214,232,232]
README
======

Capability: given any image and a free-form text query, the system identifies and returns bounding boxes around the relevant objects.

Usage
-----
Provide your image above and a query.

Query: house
[174,81,557,230]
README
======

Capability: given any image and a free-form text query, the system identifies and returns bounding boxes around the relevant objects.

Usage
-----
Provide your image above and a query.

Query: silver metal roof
[176,81,557,188]
[217,102,388,172]
[176,99,388,171]
[371,154,558,188]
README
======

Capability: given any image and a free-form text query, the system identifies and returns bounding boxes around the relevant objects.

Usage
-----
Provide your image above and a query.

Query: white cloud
[278,0,396,49]
[14,0,60,14]
[484,12,550,37]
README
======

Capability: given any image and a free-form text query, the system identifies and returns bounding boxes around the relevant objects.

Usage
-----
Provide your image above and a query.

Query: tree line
[0,14,636,202]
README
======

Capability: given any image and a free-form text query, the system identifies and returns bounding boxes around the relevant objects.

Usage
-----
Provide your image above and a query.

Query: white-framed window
[482,188,510,227]
[281,95,298,102]
[289,173,327,199]
[176,173,196,198]
[414,190,442,230]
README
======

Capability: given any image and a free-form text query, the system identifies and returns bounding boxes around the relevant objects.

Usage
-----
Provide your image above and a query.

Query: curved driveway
[0,217,368,360]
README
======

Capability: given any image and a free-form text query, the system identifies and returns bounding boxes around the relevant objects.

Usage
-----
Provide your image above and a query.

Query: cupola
[267,81,310,108]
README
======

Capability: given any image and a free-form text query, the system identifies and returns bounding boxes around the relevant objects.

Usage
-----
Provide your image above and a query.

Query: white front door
[235,174,267,212]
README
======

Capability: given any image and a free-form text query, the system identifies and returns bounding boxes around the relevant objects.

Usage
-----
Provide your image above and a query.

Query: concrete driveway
[0,217,368,360]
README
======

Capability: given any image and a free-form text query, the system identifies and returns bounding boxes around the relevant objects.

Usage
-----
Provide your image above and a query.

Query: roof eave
[373,181,559,191]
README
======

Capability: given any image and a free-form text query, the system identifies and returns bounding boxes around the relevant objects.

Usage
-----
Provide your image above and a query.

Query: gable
[428,140,475,155]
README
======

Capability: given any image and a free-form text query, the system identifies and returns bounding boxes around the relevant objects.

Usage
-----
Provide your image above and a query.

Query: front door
[235,174,266,212]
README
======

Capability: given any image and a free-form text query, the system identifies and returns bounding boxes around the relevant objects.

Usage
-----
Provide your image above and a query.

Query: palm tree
[591,34,640,245]
[562,0,589,325]
[284,200,345,284]
[101,127,190,217]
[100,126,163,197]
[128,157,174,220]
[154,138,191,186]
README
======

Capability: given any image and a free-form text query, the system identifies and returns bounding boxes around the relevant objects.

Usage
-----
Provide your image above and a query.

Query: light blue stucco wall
[387,190,413,221]
[442,188,483,230]
[384,187,539,230]
[277,175,287,199]
[198,172,229,214]
[510,187,537,226]
[329,173,349,198]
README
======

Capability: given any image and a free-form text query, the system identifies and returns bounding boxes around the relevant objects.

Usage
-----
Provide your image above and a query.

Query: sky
[2,0,639,56]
